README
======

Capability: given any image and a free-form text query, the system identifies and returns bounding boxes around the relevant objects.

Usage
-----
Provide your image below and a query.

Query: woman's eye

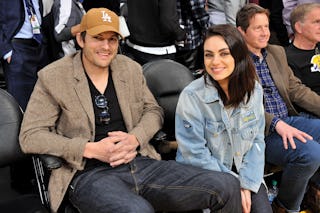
[221,52,230,57]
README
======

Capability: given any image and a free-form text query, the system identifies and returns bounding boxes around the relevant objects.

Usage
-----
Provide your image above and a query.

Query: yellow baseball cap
[79,8,123,38]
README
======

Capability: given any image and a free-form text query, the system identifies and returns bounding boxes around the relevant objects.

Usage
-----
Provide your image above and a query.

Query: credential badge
[101,11,111,22]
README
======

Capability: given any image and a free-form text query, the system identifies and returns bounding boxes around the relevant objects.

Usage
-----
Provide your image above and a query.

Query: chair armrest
[153,130,167,141]
[38,154,63,170]
[150,130,177,156]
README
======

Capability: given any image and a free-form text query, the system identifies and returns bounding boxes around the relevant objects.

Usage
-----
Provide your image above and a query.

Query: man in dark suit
[0,0,48,111]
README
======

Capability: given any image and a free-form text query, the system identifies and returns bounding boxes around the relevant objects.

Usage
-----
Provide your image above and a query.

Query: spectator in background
[0,0,48,111]
[82,0,120,15]
[0,0,49,195]
[176,24,272,213]
[237,3,320,212]
[176,0,209,75]
[260,0,290,46]
[285,3,320,96]
[206,0,247,26]
[52,0,86,58]
[123,0,186,65]
[282,0,320,40]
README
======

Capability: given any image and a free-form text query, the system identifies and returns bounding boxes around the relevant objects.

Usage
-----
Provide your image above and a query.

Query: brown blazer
[19,52,163,212]
[264,44,320,134]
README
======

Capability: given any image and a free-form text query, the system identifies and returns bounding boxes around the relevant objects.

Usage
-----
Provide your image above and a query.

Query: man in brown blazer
[237,4,320,213]
[19,8,242,213]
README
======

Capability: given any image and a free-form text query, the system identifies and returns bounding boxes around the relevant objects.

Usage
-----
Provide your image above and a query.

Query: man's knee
[205,172,240,197]
[121,197,154,213]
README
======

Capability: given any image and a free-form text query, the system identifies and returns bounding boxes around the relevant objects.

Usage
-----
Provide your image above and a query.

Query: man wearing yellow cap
[19,8,241,213]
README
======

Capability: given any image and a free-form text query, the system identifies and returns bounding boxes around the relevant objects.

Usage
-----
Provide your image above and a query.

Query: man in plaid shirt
[237,4,320,213]
[175,0,209,74]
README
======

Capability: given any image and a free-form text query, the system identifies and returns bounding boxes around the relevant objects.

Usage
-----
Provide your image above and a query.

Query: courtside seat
[142,59,195,159]
[0,88,48,213]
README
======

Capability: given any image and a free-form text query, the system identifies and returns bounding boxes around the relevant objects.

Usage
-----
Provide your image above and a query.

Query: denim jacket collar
[202,75,253,110]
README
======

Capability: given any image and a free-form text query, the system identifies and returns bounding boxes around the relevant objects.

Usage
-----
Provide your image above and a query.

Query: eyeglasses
[95,95,110,125]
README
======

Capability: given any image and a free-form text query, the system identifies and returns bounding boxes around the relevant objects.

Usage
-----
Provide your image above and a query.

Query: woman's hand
[241,188,251,213]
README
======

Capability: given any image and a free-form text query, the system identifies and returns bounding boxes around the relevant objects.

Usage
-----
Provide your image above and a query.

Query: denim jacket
[175,76,265,192]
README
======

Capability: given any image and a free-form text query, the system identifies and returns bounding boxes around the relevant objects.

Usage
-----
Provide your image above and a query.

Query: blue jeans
[69,156,241,213]
[265,116,320,212]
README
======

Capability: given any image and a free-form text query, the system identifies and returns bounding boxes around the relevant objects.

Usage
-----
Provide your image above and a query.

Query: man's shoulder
[113,54,139,65]
[266,44,287,60]
[111,54,142,73]
[38,54,75,78]
[266,44,285,53]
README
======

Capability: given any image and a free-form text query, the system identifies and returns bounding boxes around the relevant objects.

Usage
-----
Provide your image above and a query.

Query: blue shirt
[4,0,42,59]
[15,0,42,39]
[175,76,265,193]
[251,49,288,131]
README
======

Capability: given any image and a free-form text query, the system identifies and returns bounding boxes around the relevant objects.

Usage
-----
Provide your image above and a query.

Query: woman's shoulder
[183,76,205,92]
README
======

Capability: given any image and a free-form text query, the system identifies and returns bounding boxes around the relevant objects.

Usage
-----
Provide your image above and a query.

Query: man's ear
[237,26,245,36]
[294,22,303,34]
[76,33,84,48]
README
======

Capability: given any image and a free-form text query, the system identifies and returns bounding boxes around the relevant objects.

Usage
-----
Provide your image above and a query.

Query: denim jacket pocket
[240,122,258,141]
[205,120,228,151]
[239,122,258,152]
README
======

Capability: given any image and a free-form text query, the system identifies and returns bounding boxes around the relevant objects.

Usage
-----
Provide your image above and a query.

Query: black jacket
[126,0,186,47]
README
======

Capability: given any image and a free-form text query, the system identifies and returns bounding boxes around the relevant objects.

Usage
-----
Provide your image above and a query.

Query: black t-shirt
[285,43,320,95]
[81,71,127,171]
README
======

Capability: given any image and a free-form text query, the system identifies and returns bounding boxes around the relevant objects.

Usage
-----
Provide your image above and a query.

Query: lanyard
[24,0,36,18]
[24,0,42,42]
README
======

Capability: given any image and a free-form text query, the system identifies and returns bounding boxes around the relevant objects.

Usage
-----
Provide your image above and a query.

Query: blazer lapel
[73,53,95,128]
[110,57,133,130]
[266,50,288,100]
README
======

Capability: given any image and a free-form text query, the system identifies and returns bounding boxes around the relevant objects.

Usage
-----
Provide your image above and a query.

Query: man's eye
[94,36,103,40]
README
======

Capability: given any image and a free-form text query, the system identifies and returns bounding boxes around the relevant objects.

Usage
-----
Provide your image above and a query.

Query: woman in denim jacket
[175,25,272,213]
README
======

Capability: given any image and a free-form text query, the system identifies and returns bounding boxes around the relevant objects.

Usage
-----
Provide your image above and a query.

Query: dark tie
[25,0,42,44]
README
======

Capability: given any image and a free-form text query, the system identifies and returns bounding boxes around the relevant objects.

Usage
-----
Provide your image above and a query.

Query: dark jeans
[175,46,203,73]
[69,156,241,213]
[251,184,272,213]
[203,184,272,213]
[265,116,320,212]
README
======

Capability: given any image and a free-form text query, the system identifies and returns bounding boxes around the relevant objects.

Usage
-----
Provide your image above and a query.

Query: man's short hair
[236,3,270,32]
[290,3,320,34]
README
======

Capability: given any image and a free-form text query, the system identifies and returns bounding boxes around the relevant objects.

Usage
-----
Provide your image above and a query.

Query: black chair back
[0,89,24,167]
[143,59,194,140]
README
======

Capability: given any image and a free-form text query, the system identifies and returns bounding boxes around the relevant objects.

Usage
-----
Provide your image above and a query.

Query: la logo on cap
[101,11,112,22]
